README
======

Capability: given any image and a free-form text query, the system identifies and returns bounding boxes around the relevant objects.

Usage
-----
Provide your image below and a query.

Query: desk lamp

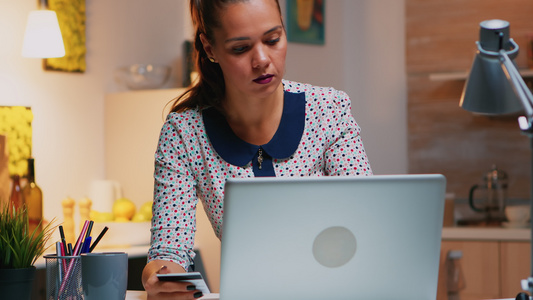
[460,19,533,295]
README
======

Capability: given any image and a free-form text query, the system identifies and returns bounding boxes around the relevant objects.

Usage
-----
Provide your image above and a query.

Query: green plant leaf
[0,203,57,269]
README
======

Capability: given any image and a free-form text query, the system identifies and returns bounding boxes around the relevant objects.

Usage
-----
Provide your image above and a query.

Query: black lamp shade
[460,54,523,115]
[459,20,524,115]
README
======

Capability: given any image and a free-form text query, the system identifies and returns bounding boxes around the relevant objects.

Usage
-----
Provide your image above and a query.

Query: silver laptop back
[220,174,446,300]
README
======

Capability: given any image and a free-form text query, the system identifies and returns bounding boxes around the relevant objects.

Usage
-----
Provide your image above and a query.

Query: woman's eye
[267,37,280,45]
[232,46,248,54]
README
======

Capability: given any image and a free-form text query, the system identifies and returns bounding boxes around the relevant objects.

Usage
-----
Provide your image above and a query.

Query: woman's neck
[223,84,284,146]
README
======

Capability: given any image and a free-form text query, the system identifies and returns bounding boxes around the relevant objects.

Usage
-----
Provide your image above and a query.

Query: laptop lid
[219,174,446,300]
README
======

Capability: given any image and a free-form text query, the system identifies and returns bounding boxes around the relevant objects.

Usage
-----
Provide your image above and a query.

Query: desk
[124,291,516,300]
[126,290,220,300]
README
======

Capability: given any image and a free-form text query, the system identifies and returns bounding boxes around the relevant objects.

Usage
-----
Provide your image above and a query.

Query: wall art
[286,0,325,45]
[44,0,86,72]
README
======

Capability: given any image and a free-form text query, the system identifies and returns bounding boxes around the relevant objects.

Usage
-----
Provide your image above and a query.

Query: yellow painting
[44,0,86,73]
[0,107,33,176]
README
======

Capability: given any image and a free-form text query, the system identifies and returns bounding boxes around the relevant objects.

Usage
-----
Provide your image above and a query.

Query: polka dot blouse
[148,80,373,271]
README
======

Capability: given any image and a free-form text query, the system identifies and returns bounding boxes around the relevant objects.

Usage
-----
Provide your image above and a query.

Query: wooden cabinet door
[437,241,500,300]
[500,241,531,298]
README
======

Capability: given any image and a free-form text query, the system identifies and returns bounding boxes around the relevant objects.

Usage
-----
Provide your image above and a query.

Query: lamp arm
[499,50,533,129]
[499,49,533,296]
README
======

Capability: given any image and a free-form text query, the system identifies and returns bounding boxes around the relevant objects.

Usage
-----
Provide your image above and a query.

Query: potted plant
[0,202,56,300]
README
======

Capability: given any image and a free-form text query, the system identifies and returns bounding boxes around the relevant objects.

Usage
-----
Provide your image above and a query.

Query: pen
[82,236,92,253]
[55,242,63,281]
[59,241,67,274]
[86,220,94,237]
[58,220,90,296]
[78,242,84,255]
[82,221,94,253]
[59,225,68,255]
[72,221,89,254]
[89,226,108,253]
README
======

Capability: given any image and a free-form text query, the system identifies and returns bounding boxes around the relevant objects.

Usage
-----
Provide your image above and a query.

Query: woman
[142,0,372,298]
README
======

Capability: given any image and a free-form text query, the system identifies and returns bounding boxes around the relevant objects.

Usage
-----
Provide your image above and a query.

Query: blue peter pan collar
[202,90,305,171]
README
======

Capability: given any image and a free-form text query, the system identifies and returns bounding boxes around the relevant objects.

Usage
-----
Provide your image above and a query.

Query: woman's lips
[253,74,274,84]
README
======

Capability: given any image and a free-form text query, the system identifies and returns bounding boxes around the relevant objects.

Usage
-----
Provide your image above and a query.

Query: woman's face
[202,0,287,100]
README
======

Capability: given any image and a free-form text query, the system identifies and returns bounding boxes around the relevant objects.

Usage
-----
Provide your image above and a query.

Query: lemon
[139,201,153,220]
[132,212,149,222]
[90,210,114,222]
[89,210,100,220]
[112,198,136,221]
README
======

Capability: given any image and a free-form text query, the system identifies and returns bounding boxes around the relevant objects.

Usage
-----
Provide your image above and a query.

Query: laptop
[219,174,446,300]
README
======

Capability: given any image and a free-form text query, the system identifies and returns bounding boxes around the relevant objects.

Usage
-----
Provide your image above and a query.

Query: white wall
[0,0,189,222]
[283,0,407,175]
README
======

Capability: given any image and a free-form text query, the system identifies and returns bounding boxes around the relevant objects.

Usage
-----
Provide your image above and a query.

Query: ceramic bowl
[505,205,530,224]
[115,64,171,90]
[90,221,151,248]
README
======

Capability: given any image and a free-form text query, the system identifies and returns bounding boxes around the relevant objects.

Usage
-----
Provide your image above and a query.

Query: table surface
[125,291,517,300]
[126,290,219,300]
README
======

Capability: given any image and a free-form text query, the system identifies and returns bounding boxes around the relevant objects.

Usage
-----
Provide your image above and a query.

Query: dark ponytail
[170,0,225,113]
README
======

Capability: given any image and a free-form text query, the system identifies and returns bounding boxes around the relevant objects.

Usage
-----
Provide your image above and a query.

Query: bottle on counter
[22,157,43,234]
[9,174,25,210]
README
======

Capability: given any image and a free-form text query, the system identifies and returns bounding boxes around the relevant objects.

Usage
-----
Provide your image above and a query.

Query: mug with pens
[45,220,108,300]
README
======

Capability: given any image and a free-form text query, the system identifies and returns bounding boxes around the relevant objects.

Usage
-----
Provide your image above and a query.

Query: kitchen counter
[442,226,531,241]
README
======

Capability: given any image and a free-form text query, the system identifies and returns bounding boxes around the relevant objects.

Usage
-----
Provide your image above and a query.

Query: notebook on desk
[219,174,446,300]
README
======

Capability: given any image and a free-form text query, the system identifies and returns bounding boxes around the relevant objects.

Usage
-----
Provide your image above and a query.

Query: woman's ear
[200,33,216,61]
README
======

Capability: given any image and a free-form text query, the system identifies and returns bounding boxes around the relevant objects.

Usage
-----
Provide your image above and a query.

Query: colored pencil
[89,226,108,253]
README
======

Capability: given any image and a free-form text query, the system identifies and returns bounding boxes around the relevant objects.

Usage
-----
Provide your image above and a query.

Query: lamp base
[516,291,530,300]
[521,277,533,294]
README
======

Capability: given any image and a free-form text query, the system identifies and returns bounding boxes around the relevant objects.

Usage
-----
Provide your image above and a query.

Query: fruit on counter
[90,210,114,222]
[89,199,152,223]
[131,201,153,222]
[131,213,147,222]
[112,197,136,220]
[140,201,153,219]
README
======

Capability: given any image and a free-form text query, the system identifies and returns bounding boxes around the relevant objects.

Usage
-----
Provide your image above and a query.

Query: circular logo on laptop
[312,226,357,268]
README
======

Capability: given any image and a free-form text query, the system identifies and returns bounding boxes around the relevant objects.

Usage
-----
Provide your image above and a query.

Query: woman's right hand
[142,260,204,299]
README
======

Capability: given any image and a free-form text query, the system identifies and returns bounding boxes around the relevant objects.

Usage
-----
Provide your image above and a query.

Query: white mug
[89,180,122,213]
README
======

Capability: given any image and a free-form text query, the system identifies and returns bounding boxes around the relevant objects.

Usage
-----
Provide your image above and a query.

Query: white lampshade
[22,10,65,58]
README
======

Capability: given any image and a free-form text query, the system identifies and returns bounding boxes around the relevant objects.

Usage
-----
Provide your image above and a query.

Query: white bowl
[505,205,530,224]
[90,221,151,249]
[115,64,171,90]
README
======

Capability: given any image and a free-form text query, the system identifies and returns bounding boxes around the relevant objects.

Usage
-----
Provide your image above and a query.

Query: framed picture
[0,106,33,176]
[44,0,86,73]
[286,0,325,45]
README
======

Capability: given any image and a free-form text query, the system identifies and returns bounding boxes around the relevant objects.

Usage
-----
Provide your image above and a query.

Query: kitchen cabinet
[437,240,530,300]
[500,242,531,297]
